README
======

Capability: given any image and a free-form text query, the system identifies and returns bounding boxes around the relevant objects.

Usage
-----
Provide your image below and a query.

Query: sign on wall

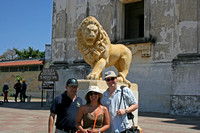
[42,82,54,89]
[38,68,59,81]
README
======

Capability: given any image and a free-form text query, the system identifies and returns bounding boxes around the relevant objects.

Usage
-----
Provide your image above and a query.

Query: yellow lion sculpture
[77,16,132,86]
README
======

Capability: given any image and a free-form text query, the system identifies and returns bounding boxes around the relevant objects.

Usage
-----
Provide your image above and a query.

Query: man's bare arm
[48,112,55,133]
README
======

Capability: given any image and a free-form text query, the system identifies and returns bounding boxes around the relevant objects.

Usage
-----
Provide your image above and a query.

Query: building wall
[0,71,44,98]
[51,0,200,116]
[171,56,200,116]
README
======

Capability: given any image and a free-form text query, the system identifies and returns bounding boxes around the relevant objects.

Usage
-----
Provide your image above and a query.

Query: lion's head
[77,16,111,65]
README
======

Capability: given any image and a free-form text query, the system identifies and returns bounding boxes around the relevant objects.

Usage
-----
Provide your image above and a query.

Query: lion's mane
[77,16,111,65]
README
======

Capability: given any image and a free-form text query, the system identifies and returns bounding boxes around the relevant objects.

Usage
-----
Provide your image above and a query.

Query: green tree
[14,47,45,59]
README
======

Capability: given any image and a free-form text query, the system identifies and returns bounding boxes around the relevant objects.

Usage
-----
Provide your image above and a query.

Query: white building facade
[50,0,200,116]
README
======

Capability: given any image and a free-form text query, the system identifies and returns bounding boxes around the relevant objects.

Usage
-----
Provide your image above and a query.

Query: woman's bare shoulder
[81,104,89,108]
[80,104,90,111]
[101,105,108,111]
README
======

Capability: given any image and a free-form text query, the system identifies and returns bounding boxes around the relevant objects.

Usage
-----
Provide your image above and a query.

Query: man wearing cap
[101,71,138,133]
[48,78,82,133]
[20,79,27,102]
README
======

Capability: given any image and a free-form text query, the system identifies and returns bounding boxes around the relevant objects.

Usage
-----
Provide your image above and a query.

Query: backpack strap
[118,86,125,109]
[118,86,135,123]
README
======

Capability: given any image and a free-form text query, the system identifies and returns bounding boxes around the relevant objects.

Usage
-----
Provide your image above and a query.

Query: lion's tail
[118,72,131,88]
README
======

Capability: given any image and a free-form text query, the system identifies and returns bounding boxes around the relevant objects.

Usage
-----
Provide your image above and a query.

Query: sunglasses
[88,92,99,96]
[105,77,116,82]
[69,86,78,89]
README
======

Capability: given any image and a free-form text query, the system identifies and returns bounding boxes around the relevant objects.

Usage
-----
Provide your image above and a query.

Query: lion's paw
[86,73,100,80]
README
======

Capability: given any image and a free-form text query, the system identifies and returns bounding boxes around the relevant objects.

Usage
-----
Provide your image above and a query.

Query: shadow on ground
[0,101,50,110]
[139,112,200,130]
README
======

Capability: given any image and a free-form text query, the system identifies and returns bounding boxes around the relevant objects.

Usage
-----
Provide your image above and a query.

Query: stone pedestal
[77,79,139,125]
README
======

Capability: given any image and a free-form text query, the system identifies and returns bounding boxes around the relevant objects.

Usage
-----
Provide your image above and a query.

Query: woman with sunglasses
[76,86,110,133]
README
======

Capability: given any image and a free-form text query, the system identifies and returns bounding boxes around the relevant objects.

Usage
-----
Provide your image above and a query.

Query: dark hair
[85,93,102,105]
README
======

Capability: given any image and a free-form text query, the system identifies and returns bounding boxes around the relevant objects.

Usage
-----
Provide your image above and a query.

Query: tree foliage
[14,47,45,59]
[0,47,45,60]
[0,49,17,60]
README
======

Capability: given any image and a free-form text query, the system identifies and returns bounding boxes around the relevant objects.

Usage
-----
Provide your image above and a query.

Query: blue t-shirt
[101,85,137,133]
[50,91,82,130]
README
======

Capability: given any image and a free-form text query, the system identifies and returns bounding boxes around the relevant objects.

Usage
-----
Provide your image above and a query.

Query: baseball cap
[66,78,79,86]
[104,71,117,79]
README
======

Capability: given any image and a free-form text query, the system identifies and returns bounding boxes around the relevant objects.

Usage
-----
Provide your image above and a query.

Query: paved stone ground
[0,101,200,133]
[138,112,200,133]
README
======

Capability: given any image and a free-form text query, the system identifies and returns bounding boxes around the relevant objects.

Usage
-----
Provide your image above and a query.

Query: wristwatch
[125,109,128,113]
[98,129,101,133]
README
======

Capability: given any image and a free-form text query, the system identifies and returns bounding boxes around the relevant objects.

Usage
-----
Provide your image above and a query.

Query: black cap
[66,78,79,86]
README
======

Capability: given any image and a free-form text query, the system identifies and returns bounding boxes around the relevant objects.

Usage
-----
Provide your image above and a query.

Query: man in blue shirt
[48,78,82,133]
[101,71,138,133]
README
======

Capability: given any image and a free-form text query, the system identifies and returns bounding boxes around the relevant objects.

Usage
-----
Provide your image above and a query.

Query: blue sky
[0,0,53,55]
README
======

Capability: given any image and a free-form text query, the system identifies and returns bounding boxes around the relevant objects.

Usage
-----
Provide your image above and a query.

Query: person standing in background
[3,83,9,102]
[20,79,27,102]
[14,80,21,102]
